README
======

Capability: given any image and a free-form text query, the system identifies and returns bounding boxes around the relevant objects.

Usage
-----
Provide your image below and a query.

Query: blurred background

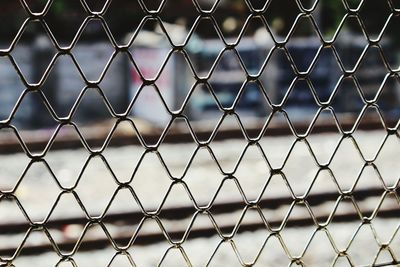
[0,0,399,131]
[0,0,400,266]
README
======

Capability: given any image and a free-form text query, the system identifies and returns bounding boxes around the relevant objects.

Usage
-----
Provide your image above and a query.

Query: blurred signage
[130,47,175,126]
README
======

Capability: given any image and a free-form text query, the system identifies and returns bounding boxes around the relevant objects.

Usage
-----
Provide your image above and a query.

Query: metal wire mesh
[0,0,399,266]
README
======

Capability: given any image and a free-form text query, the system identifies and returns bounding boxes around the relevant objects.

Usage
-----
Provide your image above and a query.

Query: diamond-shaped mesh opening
[0,0,399,266]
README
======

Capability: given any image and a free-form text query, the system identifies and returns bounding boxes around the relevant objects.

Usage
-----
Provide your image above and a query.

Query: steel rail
[0,207,398,256]
[0,187,388,235]
[0,118,394,154]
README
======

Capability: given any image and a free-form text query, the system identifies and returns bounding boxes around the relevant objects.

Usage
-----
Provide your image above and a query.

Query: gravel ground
[8,219,400,267]
[0,130,399,266]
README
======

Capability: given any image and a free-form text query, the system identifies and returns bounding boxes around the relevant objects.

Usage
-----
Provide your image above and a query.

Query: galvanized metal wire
[0,0,399,266]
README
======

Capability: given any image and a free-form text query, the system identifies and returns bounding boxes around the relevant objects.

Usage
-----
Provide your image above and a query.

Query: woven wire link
[0,0,399,266]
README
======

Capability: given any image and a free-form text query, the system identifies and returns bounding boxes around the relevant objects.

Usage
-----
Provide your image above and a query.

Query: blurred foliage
[0,0,396,42]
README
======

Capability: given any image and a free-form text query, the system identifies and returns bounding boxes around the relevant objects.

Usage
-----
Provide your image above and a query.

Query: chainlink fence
[0,0,400,266]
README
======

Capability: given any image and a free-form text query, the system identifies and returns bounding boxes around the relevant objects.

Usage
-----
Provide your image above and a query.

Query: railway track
[0,119,398,264]
[0,117,396,154]
[0,186,398,256]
